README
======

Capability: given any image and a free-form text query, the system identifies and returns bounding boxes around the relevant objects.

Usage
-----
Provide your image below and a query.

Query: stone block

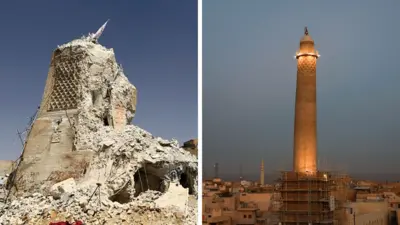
[50,178,77,199]
[155,181,189,212]
[113,105,126,131]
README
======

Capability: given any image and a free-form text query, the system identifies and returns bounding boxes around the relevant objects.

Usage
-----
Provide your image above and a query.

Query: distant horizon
[204,172,400,183]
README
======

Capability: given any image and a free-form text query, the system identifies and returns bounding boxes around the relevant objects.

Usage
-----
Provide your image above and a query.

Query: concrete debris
[0,186,5,203]
[0,188,197,225]
[155,182,189,212]
[2,32,197,224]
[50,178,77,200]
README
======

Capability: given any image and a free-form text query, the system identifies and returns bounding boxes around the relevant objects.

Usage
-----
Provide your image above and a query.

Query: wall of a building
[352,211,387,225]
[344,202,389,225]
[203,190,272,224]
[239,193,272,212]
[22,112,76,159]
[352,201,388,214]
[357,193,383,201]
[12,46,88,193]
[233,210,256,224]
[203,196,236,212]
[206,215,232,225]
[332,188,357,202]
[14,111,93,194]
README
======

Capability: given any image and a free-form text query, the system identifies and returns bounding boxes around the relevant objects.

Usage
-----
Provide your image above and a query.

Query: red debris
[49,222,68,225]
[49,221,83,225]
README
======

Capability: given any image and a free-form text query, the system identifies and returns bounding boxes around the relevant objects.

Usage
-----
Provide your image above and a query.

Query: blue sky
[0,1,198,160]
[203,0,400,178]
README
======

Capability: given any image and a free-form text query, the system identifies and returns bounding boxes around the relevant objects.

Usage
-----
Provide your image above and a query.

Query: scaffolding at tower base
[278,171,336,225]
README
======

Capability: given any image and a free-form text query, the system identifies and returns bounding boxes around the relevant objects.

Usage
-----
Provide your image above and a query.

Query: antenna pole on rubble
[17,130,24,147]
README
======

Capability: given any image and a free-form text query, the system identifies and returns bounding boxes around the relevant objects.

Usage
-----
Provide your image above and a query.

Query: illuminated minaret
[260,159,265,185]
[293,27,320,174]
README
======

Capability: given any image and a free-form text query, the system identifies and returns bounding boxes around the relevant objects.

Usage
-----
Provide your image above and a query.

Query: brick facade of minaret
[293,27,319,174]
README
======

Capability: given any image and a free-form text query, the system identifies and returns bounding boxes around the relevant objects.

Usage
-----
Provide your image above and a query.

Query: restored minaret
[260,159,264,185]
[293,27,320,174]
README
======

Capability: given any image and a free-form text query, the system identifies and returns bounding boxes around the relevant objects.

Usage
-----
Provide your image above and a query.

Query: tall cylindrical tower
[260,159,264,185]
[293,27,320,174]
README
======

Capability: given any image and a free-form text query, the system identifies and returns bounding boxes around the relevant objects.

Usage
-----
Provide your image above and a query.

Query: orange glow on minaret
[260,159,264,185]
[293,27,319,174]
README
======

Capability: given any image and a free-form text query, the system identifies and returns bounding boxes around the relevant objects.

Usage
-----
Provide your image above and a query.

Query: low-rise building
[202,179,275,225]
[344,201,389,225]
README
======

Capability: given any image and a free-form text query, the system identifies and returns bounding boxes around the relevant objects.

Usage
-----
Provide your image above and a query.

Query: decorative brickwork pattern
[297,56,317,75]
[47,53,86,112]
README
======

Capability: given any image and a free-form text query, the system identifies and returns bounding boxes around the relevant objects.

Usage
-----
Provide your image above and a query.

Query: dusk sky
[203,0,400,179]
[0,1,197,160]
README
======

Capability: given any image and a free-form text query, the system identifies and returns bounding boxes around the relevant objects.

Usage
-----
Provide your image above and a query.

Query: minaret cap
[295,26,319,59]
[300,26,314,43]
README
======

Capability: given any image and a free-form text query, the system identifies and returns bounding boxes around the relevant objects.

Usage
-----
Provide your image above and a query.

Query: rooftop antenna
[88,19,110,42]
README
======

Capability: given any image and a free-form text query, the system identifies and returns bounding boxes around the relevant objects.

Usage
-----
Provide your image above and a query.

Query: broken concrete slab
[50,178,77,199]
[155,182,189,212]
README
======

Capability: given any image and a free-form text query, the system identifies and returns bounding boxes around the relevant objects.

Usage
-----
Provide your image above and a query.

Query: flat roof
[354,186,371,190]
[237,207,258,211]
[207,215,231,223]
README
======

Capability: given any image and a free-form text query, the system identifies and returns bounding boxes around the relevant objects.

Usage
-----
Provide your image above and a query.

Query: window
[248,214,252,218]
[243,215,247,218]
[103,116,110,126]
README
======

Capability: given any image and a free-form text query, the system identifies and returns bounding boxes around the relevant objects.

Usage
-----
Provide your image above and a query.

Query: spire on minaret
[304,26,309,35]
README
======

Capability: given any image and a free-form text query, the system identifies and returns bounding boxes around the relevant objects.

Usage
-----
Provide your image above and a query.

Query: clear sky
[0,1,197,160]
[203,0,400,179]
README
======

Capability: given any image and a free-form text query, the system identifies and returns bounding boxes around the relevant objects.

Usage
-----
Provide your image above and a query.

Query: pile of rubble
[0,124,198,224]
[0,25,198,225]
[0,180,197,225]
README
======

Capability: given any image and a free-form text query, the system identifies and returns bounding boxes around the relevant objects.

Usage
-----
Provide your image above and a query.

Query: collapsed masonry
[182,139,198,157]
[1,24,198,225]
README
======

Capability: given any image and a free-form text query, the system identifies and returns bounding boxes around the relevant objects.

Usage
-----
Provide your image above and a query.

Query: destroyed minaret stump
[293,27,319,174]
[12,21,138,193]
